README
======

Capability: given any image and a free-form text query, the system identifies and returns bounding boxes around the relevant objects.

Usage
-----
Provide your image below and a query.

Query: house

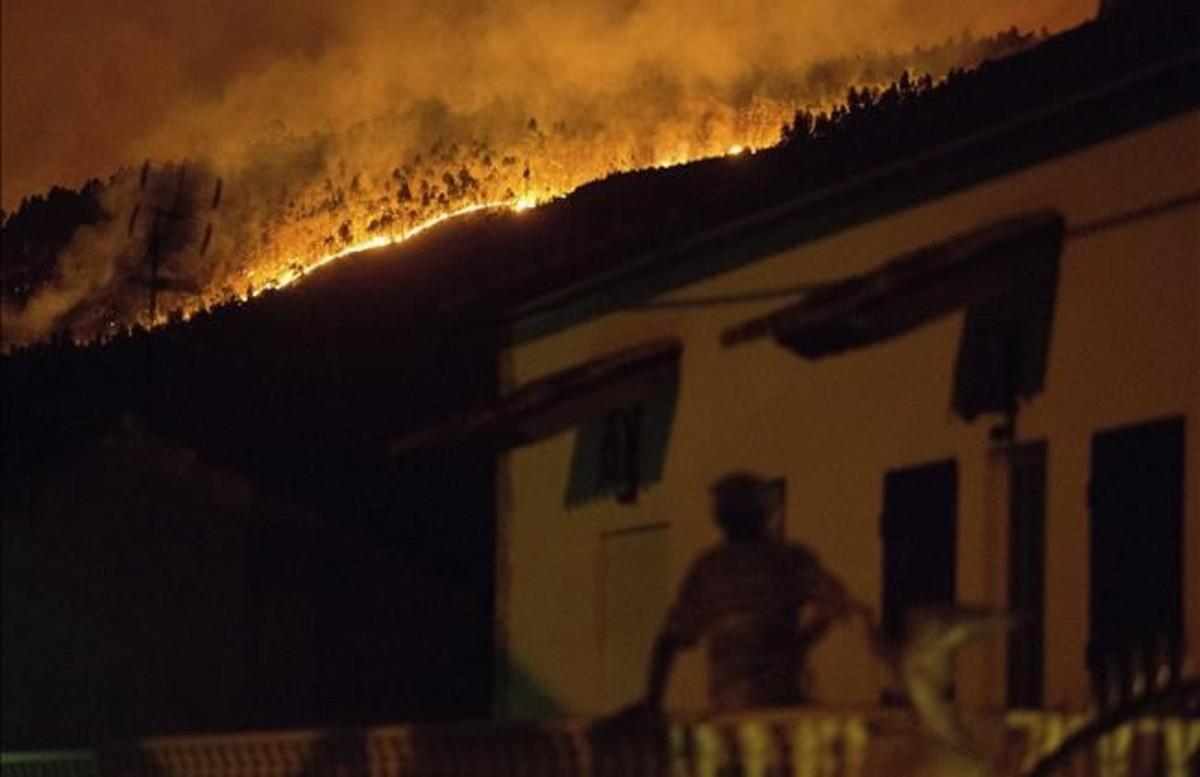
[391,6,1199,719]
[1,418,485,748]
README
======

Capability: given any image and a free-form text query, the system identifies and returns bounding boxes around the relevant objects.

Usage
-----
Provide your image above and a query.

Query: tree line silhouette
[1,180,106,306]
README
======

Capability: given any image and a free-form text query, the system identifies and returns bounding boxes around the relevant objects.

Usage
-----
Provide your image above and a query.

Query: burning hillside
[1,3,1090,349]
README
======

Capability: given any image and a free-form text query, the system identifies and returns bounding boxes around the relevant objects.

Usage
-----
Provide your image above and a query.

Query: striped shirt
[665,540,846,711]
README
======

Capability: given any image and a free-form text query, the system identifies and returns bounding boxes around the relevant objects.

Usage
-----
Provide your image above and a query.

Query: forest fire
[1,16,1073,349]
[250,137,767,297]
[264,198,537,292]
[168,102,786,308]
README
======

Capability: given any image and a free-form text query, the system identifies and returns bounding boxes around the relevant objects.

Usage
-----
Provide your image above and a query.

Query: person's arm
[644,631,684,710]
[798,558,869,643]
[633,565,703,714]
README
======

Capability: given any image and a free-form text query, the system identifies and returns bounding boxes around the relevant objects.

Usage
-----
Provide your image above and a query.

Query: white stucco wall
[497,110,1200,717]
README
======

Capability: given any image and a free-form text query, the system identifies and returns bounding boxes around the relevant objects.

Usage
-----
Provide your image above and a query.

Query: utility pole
[124,160,222,411]
[128,161,221,325]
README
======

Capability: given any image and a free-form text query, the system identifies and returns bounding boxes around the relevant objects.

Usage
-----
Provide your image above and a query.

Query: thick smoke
[1,0,1096,346]
[3,0,1093,204]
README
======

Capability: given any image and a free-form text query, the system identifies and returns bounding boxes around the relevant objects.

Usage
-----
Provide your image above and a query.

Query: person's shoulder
[690,545,731,569]
[779,541,821,567]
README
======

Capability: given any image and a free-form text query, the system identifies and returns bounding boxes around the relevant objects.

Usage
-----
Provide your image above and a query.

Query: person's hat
[711,471,771,512]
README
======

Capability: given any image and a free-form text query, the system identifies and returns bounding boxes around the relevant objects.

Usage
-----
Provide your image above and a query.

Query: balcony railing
[4,702,1197,777]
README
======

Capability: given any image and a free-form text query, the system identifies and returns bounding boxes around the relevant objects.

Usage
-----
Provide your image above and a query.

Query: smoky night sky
[2,0,1095,212]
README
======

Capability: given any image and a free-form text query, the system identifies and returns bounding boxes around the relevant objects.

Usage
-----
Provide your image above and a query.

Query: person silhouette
[634,472,864,713]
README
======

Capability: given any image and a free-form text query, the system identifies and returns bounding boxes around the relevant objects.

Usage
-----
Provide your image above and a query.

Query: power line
[1065,188,1200,239]
[619,189,1200,313]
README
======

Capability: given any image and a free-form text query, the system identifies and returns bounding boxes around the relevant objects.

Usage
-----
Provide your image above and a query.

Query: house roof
[388,338,680,456]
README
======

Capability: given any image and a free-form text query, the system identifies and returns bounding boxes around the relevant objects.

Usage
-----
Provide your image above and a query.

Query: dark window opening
[1088,416,1185,705]
[880,458,958,704]
[599,406,641,504]
[566,389,676,507]
[1006,441,1046,708]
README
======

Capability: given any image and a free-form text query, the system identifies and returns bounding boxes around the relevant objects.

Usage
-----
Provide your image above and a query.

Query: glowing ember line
[258,199,527,294]
[109,139,773,338]
[257,144,758,296]
[114,141,771,336]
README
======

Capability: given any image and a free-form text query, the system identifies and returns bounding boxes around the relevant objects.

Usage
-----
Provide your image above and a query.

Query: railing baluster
[691,723,722,777]
[7,702,1200,777]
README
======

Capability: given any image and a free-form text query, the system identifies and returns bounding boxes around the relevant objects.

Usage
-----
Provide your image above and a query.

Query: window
[1006,441,1046,708]
[598,406,642,503]
[1088,416,1185,701]
[880,459,958,703]
[566,389,676,506]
